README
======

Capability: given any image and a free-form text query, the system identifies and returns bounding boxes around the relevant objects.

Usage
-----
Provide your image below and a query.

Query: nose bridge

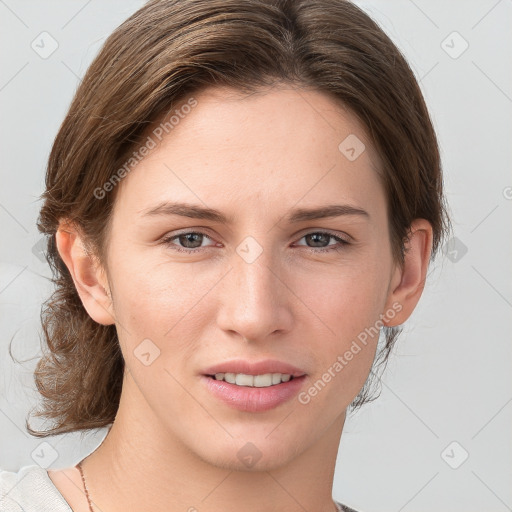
[234,239,280,310]
[217,237,291,340]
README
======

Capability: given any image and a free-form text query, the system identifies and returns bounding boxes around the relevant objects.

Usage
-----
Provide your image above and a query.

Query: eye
[160,230,350,254]
[161,231,216,253]
[294,231,350,253]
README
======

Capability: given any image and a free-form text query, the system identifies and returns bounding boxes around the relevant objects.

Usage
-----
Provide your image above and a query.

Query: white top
[0,465,71,511]
[0,464,358,512]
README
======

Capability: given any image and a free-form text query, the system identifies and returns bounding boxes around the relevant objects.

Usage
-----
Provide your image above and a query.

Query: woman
[0,0,451,510]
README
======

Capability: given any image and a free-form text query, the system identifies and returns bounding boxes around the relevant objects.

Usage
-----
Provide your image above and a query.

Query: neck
[81,371,346,512]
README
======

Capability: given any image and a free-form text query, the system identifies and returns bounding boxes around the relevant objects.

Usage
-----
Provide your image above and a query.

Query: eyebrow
[139,201,370,224]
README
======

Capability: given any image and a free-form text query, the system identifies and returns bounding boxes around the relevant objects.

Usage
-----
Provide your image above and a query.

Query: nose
[216,240,294,343]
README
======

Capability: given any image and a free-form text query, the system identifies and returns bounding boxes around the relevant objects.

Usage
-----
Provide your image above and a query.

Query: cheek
[303,260,387,340]
[108,255,218,364]
[107,258,207,410]
[298,263,387,397]
[109,251,198,324]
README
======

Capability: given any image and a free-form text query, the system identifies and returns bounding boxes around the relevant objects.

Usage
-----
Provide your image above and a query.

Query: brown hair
[24,0,452,437]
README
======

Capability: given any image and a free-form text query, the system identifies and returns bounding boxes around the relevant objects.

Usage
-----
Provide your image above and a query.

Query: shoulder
[0,465,72,512]
[335,500,363,512]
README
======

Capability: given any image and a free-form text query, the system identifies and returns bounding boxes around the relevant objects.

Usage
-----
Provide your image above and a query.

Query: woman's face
[100,85,402,469]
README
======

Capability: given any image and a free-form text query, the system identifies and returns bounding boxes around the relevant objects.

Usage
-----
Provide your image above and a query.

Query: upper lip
[202,359,307,377]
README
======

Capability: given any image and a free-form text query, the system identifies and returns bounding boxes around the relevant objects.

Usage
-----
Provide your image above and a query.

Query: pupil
[308,233,328,247]
[180,233,202,248]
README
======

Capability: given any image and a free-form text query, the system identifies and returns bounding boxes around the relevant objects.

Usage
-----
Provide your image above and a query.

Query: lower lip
[201,375,307,412]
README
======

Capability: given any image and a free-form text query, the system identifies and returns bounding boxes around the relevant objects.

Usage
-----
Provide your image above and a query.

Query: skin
[49,84,433,512]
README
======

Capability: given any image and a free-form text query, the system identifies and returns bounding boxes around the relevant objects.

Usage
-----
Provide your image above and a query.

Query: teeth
[213,372,293,387]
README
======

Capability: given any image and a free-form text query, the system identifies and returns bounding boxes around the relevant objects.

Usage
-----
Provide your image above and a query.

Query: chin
[192,429,307,472]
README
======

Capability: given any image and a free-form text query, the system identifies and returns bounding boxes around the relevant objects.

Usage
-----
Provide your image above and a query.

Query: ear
[382,219,433,327]
[55,221,115,326]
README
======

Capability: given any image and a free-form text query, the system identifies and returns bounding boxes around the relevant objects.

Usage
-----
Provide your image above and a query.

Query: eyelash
[160,230,350,254]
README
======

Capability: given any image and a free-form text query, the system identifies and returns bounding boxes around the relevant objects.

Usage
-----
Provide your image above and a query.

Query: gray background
[1,1,511,511]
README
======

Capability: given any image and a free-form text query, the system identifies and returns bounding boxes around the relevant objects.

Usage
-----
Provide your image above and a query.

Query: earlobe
[55,222,115,326]
[382,219,433,327]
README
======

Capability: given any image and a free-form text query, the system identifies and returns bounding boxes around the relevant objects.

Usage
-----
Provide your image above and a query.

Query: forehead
[113,85,386,224]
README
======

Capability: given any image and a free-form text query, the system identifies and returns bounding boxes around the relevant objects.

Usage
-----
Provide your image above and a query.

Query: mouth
[206,372,299,388]
[201,372,307,413]
[200,359,308,412]
[201,359,307,382]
